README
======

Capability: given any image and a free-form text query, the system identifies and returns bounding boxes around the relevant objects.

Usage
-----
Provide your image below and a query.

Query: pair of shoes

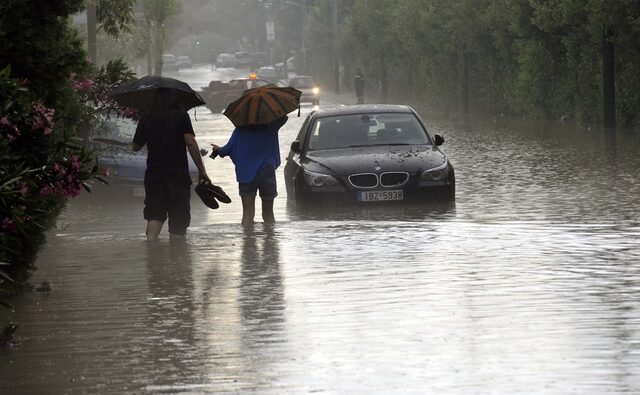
[195,182,219,209]
[208,183,232,204]
[195,181,232,209]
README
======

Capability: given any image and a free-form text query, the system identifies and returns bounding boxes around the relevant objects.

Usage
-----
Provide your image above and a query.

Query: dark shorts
[239,167,277,199]
[143,172,191,235]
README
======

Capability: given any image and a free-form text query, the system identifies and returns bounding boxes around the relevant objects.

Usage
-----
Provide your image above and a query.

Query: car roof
[312,104,415,118]
[230,78,271,82]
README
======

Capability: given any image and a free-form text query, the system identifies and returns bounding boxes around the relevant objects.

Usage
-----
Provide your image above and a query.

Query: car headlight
[312,87,320,95]
[420,162,450,181]
[303,169,339,187]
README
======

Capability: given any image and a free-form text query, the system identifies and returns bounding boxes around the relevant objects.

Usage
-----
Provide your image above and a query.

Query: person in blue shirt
[210,116,288,225]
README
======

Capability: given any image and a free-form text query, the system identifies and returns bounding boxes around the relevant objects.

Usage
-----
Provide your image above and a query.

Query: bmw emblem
[374,166,382,171]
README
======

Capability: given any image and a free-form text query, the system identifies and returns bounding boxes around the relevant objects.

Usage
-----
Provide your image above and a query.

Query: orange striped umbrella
[223,85,302,127]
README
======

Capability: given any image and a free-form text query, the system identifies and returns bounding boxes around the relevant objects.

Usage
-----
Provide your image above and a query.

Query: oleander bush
[0,0,135,335]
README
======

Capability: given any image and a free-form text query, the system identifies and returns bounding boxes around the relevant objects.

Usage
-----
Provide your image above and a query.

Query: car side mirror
[434,134,445,146]
[290,140,302,154]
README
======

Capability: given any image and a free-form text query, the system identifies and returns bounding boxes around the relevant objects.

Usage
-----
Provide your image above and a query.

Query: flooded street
[2,66,640,393]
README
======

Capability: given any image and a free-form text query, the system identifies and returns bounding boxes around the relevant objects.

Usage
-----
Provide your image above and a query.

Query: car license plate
[357,189,404,202]
[133,187,145,197]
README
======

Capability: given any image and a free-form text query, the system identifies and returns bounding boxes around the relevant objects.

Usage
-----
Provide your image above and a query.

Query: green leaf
[81,181,92,193]
[0,300,15,312]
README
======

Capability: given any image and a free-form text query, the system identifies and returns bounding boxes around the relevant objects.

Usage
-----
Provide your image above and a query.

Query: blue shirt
[218,116,287,183]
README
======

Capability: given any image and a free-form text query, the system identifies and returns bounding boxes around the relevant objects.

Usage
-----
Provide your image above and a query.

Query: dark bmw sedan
[284,105,455,205]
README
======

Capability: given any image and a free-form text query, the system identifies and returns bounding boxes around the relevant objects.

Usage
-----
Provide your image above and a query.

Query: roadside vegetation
[304,0,640,129]
[0,0,135,345]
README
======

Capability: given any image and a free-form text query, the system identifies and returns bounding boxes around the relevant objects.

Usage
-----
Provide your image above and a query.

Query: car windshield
[91,114,137,145]
[291,77,314,89]
[306,113,430,150]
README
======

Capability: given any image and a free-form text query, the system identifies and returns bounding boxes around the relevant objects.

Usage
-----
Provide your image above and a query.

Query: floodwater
[2,66,640,393]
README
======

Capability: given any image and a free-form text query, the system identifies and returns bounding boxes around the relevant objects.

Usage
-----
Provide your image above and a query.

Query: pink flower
[0,116,20,141]
[40,185,54,197]
[18,182,28,196]
[65,183,81,198]
[32,104,55,136]
[53,163,66,176]
[2,217,17,233]
[72,78,94,92]
[70,155,82,171]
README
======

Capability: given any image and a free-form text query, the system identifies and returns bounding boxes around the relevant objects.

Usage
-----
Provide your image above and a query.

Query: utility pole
[302,0,308,75]
[332,0,339,94]
[602,25,616,130]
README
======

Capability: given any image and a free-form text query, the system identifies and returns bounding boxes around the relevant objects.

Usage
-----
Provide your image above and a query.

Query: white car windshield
[307,113,430,150]
[92,114,137,145]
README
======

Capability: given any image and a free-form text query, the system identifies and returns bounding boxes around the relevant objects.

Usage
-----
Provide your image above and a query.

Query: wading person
[354,68,365,104]
[133,99,210,241]
[210,115,288,226]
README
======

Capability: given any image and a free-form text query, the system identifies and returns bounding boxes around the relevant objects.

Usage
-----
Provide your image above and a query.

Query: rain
[1,1,640,393]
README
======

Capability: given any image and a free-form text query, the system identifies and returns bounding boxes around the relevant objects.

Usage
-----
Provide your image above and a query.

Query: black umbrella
[111,75,205,113]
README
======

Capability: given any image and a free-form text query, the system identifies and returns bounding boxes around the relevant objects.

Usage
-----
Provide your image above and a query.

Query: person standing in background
[354,68,365,104]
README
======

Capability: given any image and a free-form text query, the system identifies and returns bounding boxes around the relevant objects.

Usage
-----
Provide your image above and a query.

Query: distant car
[257,66,279,84]
[162,53,177,71]
[216,53,235,68]
[288,76,320,105]
[275,56,295,72]
[284,105,455,205]
[234,51,252,68]
[83,113,200,198]
[200,78,272,112]
[176,56,192,69]
[252,52,268,68]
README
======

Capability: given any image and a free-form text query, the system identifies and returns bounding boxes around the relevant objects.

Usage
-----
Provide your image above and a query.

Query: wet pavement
[2,66,640,393]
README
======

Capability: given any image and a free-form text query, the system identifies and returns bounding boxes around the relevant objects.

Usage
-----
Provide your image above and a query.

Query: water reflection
[286,200,456,222]
[239,225,286,339]
[144,240,199,388]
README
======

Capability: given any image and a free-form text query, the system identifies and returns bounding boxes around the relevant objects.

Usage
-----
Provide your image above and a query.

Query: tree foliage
[0,0,135,307]
[304,0,640,128]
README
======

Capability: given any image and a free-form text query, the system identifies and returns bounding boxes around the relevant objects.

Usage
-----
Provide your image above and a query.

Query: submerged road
[2,66,639,393]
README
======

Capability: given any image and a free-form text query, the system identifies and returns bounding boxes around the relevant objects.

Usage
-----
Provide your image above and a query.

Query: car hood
[301,145,447,176]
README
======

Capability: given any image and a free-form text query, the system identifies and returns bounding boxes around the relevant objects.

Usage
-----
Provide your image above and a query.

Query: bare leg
[146,220,163,241]
[261,198,275,224]
[241,195,256,226]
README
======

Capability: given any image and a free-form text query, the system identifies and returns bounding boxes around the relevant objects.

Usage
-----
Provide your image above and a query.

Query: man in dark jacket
[133,106,210,240]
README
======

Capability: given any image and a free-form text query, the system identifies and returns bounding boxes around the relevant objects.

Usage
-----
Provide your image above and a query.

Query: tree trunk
[87,1,98,64]
[457,41,469,114]
[379,55,387,104]
[154,23,165,76]
[602,26,616,130]
[144,0,153,75]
